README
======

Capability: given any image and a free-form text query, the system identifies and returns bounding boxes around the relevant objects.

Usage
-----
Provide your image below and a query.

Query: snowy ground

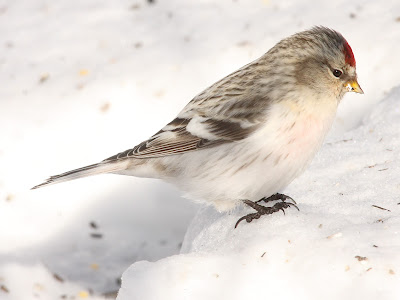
[1,0,400,299]
[118,87,400,300]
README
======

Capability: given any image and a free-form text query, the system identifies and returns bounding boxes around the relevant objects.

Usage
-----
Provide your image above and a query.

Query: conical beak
[346,80,364,94]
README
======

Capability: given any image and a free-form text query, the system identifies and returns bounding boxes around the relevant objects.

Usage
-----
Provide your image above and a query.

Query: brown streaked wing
[103,58,271,162]
[103,116,258,161]
[203,119,258,141]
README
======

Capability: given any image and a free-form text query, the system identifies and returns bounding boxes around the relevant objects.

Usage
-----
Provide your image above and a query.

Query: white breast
[159,97,339,211]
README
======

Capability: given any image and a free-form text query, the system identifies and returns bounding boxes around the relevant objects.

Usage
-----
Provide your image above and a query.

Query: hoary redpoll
[33,26,363,227]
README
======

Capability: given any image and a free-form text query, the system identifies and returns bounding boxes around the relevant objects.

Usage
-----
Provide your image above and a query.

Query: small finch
[33,27,363,227]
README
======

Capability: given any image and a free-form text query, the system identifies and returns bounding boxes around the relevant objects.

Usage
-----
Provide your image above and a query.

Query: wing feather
[104,58,272,162]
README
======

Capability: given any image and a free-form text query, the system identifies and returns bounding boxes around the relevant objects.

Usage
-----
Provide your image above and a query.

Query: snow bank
[117,87,400,300]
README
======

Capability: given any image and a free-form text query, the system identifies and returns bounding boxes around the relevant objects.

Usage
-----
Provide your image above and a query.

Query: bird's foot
[234,194,299,228]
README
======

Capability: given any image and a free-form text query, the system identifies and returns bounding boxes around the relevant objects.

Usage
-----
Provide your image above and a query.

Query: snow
[118,87,400,300]
[1,0,400,299]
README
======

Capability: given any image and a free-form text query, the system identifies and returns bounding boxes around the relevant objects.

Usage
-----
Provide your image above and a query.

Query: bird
[32,26,363,227]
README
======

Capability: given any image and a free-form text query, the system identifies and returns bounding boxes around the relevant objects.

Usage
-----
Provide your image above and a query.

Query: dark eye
[332,69,343,77]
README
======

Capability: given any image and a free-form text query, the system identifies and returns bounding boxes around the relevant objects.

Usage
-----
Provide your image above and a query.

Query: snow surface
[118,87,400,300]
[1,0,400,299]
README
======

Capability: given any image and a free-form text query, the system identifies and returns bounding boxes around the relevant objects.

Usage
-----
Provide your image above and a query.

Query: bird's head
[287,27,363,101]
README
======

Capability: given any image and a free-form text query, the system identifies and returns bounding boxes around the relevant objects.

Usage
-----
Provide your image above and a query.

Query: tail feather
[31,161,127,189]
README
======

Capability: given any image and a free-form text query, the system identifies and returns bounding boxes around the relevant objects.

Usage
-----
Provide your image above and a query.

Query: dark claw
[234,217,246,228]
[279,202,299,212]
[234,212,262,228]
[279,193,296,204]
[235,214,255,228]
[285,195,296,204]
[285,202,300,211]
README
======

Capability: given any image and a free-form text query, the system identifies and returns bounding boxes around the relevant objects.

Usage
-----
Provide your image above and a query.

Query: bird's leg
[234,196,299,228]
[256,193,297,205]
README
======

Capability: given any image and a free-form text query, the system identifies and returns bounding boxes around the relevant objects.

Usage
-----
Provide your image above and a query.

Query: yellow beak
[346,80,364,94]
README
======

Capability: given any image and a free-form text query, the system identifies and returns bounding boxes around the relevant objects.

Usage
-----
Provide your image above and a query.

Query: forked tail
[31,161,127,189]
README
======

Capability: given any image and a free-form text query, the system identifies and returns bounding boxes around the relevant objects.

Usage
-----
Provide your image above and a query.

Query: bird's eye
[332,69,343,78]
